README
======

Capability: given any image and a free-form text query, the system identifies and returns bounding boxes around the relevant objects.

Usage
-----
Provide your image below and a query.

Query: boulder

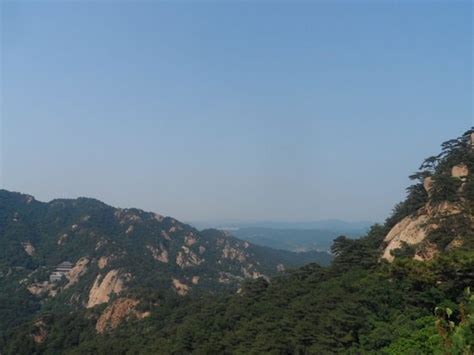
[423,176,433,193]
[382,202,461,262]
[451,164,468,179]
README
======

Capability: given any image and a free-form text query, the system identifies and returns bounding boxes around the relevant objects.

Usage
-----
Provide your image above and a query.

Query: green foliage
[428,213,473,250]
[7,237,471,354]
[390,241,417,259]
[331,224,386,272]
[431,175,463,204]
[385,183,428,229]
[435,287,474,354]
[382,316,442,354]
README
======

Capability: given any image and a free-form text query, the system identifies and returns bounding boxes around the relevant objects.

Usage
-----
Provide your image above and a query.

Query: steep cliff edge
[382,129,474,262]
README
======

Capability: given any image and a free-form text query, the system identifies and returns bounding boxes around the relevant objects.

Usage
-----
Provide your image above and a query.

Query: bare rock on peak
[97,256,111,269]
[21,242,35,256]
[31,320,48,344]
[95,298,149,333]
[58,233,68,246]
[382,202,462,262]
[423,176,433,193]
[191,276,200,285]
[185,233,197,246]
[172,278,189,296]
[222,245,247,263]
[146,244,169,263]
[28,281,54,297]
[414,241,438,261]
[87,270,129,308]
[65,257,89,289]
[176,247,203,268]
[451,164,469,179]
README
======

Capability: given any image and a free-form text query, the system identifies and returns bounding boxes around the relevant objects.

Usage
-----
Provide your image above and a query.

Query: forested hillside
[0,191,330,353]
[1,128,473,354]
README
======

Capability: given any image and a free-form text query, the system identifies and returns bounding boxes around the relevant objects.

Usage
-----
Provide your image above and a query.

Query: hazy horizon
[1,1,472,222]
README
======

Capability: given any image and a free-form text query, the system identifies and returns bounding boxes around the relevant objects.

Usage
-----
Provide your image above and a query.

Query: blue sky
[1,1,472,223]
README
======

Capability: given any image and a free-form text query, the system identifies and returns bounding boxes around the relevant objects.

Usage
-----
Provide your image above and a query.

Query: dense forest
[1,128,473,354]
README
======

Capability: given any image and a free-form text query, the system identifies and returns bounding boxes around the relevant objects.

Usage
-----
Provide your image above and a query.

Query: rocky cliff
[382,129,474,261]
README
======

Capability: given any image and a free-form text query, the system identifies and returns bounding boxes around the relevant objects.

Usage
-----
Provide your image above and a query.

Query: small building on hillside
[49,261,73,283]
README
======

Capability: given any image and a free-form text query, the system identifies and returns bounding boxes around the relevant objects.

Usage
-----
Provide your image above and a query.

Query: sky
[0,1,472,223]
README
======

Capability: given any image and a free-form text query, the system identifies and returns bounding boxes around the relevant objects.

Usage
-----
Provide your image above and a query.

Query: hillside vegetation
[0,191,330,352]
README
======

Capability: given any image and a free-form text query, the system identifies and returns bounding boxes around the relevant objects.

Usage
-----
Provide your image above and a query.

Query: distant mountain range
[190,220,372,252]
[230,227,348,252]
[190,219,373,232]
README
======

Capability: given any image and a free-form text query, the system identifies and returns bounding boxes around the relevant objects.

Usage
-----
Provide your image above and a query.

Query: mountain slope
[0,190,330,348]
